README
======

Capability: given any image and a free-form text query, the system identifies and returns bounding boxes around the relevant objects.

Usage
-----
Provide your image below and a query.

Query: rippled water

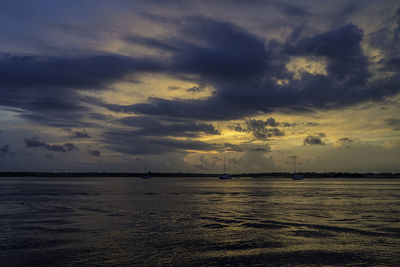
[1,177,400,266]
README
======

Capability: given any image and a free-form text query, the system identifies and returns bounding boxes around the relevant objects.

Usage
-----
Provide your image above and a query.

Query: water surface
[1,177,399,266]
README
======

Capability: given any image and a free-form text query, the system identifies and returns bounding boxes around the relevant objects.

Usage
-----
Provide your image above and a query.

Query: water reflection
[0,177,399,266]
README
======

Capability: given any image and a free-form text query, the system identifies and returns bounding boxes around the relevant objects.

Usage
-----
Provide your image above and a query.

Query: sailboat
[142,161,152,179]
[219,156,232,179]
[290,156,304,180]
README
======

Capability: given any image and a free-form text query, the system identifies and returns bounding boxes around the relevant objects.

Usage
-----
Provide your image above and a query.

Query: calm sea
[1,177,399,266]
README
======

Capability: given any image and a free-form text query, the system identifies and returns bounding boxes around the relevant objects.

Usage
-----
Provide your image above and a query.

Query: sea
[1,177,399,266]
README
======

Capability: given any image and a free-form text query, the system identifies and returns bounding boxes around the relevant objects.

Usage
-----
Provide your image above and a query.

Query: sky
[0,0,399,173]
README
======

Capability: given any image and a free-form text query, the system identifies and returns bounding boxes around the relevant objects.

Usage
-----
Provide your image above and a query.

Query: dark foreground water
[1,177,400,266]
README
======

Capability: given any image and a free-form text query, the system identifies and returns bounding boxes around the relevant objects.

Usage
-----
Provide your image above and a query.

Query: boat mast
[223,156,226,174]
[288,155,297,174]
[293,156,297,174]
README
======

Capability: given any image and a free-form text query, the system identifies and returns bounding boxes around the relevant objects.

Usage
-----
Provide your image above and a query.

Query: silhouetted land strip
[0,172,399,178]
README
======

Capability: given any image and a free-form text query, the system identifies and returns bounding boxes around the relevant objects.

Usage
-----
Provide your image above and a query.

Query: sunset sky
[0,0,399,173]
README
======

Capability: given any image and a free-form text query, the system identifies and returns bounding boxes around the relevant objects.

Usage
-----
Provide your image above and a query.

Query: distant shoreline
[0,172,399,178]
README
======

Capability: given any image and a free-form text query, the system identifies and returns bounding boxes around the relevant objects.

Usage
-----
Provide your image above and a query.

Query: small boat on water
[219,156,232,179]
[289,156,304,180]
[292,173,304,180]
[219,173,232,179]
[142,171,152,179]
[142,161,152,179]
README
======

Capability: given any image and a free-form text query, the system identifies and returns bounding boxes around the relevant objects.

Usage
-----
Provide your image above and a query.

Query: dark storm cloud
[102,131,220,155]
[172,16,269,80]
[234,119,285,139]
[303,134,326,146]
[0,53,161,90]
[328,1,366,28]
[385,57,400,71]
[24,138,79,152]
[246,118,278,130]
[102,129,266,155]
[110,18,400,121]
[273,1,310,17]
[264,117,279,127]
[125,35,179,52]
[0,52,163,126]
[107,97,264,121]
[394,8,400,42]
[246,120,284,139]
[367,7,400,62]
[18,110,93,128]
[122,16,270,80]
[285,23,369,86]
[118,116,220,137]
[70,131,91,139]
[186,86,205,93]
[2,14,398,125]
[1,4,399,141]
[233,118,318,130]
[89,150,101,157]
[0,145,13,156]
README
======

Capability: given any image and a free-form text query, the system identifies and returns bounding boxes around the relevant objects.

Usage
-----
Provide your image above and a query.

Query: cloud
[0,52,163,127]
[0,145,13,156]
[102,131,221,155]
[303,134,326,145]
[118,116,220,137]
[102,127,268,155]
[125,35,179,53]
[2,16,386,127]
[285,23,369,86]
[335,137,357,148]
[186,86,205,93]
[109,19,400,122]
[246,119,285,138]
[233,118,318,130]
[89,150,101,156]
[0,0,397,173]
[386,118,400,130]
[172,16,270,80]
[368,7,400,61]
[24,138,79,152]
[223,143,271,152]
[234,118,285,139]
[305,122,319,127]
[70,131,91,139]
[1,4,399,126]
[273,1,310,17]
[0,53,161,90]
